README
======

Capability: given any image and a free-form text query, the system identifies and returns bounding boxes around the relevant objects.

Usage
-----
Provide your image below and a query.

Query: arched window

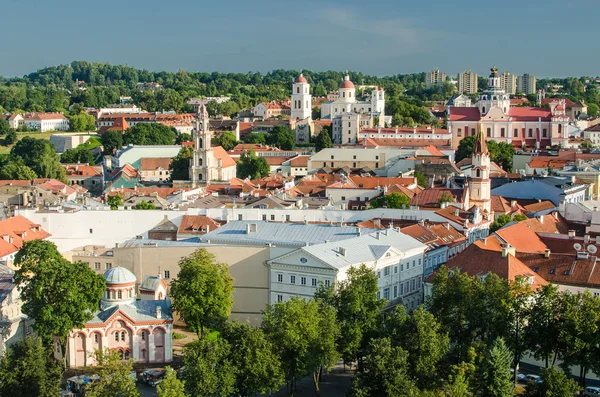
[124,350,130,359]
[476,169,481,178]
[128,289,132,298]
[199,138,203,149]
[117,290,122,299]
[141,331,146,341]
[121,331,126,341]
[114,332,119,341]
[158,292,163,300]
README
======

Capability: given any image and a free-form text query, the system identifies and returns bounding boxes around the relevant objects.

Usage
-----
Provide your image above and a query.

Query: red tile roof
[541,98,575,108]
[507,107,552,121]
[213,146,236,168]
[62,164,103,177]
[0,216,51,258]
[178,215,221,235]
[289,155,310,167]
[448,107,480,121]
[140,158,172,171]
[349,176,416,189]
[359,137,452,148]
[410,188,464,208]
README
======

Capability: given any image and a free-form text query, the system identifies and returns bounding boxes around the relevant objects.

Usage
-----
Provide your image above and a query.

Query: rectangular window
[277,274,283,283]
[401,264,404,271]
[413,260,416,268]
[393,285,398,298]
[286,215,290,221]
[94,333,99,342]
[384,267,390,276]
[341,196,346,201]
[514,128,518,137]
[94,262,100,270]
[400,283,404,295]
[418,258,422,265]
[114,332,119,341]
[312,278,317,287]
[89,228,93,234]
[290,275,296,284]
[543,128,547,137]
[500,128,505,137]
[471,128,476,135]
[383,288,390,300]
[406,281,410,293]
[301,276,306,285]
[324,279,331,287]
[238,214,243,220]
[164,270,170,279]
[105,263,112,270]
[262,214,267,221]
[394,266,398,274]
[412,279,416,291]
[375,162,379,168]
[528,128,533,137]
[141,332,145,341]
[457,128,462,137]
[377,271,381,278]
[270,215,275,221]
[486,128,491,137]
[277,294,283,303]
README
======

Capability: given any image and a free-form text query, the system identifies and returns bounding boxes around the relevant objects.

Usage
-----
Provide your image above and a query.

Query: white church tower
[190,103,217,186]
[477,66,510,115]
[291,74,311,121]
[469,126,491,214]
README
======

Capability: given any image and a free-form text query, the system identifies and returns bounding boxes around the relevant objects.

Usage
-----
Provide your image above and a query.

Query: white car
[525,374,542,384]
[585,386,600,397]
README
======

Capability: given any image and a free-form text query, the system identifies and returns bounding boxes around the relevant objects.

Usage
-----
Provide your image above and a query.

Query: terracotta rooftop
[178,215,221,235]
[213,146,236,168]
[62,164,103,177]
[0,216,51,259]
[410,188,464,208]
[140,158,172,171]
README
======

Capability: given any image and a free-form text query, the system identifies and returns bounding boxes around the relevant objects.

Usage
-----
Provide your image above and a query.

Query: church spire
[473,126,488,155]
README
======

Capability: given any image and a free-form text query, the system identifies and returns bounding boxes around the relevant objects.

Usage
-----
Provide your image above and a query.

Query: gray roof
[89,299,172,324]
[0,270,15,305]
[271,229,427,269]
[119,239,210,248]
[198,220,379,247]
[150,217,178,232]
[140,275,162,291]
[104,267,136,284]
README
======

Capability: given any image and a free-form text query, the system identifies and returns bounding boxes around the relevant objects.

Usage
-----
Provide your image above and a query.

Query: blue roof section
[89,300,172,323]
[198,221,380,247]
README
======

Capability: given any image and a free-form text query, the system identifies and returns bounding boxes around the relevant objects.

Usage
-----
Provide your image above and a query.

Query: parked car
[142,369,166,387]
[584,386,600,397]
[510,369,527,382]
[525,374,542,384]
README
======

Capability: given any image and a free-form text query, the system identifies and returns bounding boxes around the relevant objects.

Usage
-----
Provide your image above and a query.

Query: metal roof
[198,221,379,247]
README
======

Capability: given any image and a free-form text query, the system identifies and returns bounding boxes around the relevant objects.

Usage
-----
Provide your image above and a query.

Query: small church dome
[104,267,136,285]
[295,74,307,83]
[340,75,355,89]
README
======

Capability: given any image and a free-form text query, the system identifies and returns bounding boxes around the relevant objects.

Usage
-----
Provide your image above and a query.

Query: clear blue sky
[1,0,597,78]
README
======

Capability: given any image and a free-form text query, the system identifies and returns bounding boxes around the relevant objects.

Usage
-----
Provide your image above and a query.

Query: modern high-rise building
[458,70,478,94]
[500,72,517,95]
[425,69,446,88]
[517,74,537,95]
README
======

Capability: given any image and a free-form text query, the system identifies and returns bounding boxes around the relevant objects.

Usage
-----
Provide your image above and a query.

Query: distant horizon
[1,0,598,79]
[1,60,597,81]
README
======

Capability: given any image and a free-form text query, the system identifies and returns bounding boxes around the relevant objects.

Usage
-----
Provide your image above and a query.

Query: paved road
[138,382,158,397]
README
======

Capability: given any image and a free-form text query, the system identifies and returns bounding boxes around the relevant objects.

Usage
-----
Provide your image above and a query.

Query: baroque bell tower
[190,103,216,186]
[469,125,491,214]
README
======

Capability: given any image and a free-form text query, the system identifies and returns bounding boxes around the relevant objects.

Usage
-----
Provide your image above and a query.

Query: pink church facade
[67,267,173,367]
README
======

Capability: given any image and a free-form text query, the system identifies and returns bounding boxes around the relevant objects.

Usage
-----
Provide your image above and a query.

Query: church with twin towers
[291,73,387,144]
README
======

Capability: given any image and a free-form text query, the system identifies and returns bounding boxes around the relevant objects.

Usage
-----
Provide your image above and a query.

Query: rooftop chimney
[568,230,576,238]
[418,219,425,226]
[585,235,590,244]
[339,247,347,256]
[501,244,516,258]
[544,249,551,258]
[510,200,517,207]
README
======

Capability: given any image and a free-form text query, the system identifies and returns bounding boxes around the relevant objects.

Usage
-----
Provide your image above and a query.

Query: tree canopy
[170,248,234,338]
[455,134,515,171]
[60,146,94,165]
[10,137,66,180]
[14,240,106,352]
[122,123,176,145]
[68,112,96,131]
[267,125,296,150]
[86,350,140,397]
[170,145,193,181]
[369,192,411,209]
[101,130,124,155]
[315,129,333,152]
[213,131,237,151]
[236,149,270,179]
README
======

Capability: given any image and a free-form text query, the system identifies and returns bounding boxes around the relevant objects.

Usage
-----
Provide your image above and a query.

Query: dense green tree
[261,297,323,397]
[134,200,156,210]
[175,132,192,144]
[386,306,450,389]
[557,291,600,387]
[523,367,580,397]
[369,192,411,209]
[315,130,333,152]
[309,298,340,395]
[4,129,17,145]
[348,337,419,397]
[10,137,65,180]
[14,240,106,357]
[0,337,63,397]
[123,123,176,145]
[170,248,234,338]
[588,103,599,118]
[170,145,193,181]
[478,338,513,397]
[414,170,427,187]
[68,111,96,131]
[101,130,124,155]
[107,193,123,210]
[334,264,385,368]
[60,146,94,164]
[157,367,186,397]
[490,213,528,232]
[214,131,237,151]
[267,125,296,150]
[86,350,140,397]
[0,118,11,135]
[525,284,564,368]
[222,322,284,396]
[183,337,236,397]
[236,149,270,179]
[0,158,38,180]
[244,132,268,145]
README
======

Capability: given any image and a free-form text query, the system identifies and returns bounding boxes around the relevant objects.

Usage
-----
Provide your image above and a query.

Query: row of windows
[276,273,330,287]
[263,214,291,221]
[376,259,422,278]
[458,126,548,138]
[377,277,422,300]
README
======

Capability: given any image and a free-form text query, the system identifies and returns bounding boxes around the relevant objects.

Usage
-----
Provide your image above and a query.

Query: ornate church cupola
[488,66,501,90]
[477,66,510,116]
